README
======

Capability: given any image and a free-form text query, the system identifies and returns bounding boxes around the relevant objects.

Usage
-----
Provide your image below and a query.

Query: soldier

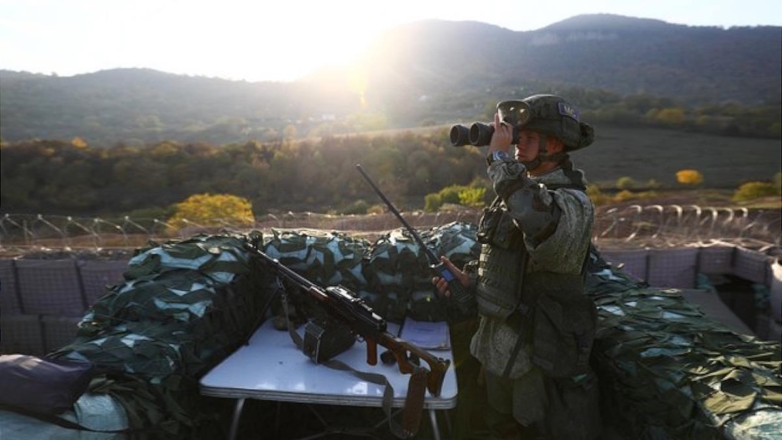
[434,94,600,440]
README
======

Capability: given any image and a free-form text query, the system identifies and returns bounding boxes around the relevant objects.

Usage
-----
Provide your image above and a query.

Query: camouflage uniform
[470,162,594,434]
[460,95,598,439]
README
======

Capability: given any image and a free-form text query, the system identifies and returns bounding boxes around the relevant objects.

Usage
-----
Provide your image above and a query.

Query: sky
[1,0,781,82]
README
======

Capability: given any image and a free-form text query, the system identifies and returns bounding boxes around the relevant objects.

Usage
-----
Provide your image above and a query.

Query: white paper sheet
[401,319,450,350]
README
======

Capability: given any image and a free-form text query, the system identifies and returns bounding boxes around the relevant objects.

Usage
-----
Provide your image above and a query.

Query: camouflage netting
[28,223,781,439]
[259,223,480,323]
[51,234,276,437]
[262,229,369,290]
[361,223,480,323]
[586,252,782,440]
[36,224,479,438]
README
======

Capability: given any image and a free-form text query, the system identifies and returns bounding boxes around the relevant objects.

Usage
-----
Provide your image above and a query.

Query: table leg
[429,409,441,440]
[228,398,246,440]
[275,402,282,437]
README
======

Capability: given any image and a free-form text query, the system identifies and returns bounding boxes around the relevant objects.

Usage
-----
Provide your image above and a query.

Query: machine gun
[247,243,451,398]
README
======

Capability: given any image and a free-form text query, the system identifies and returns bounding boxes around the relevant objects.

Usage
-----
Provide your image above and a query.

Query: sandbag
[0,354,94,415]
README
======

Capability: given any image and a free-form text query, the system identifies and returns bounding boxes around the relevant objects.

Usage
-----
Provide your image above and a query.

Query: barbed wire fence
[0,204,780,257]
[593,204,780,253]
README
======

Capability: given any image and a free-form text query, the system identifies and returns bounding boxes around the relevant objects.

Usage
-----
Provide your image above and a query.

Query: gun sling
[278,286,427,439]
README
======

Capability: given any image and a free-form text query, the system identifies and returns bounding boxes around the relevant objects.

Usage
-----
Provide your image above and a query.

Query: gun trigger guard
[396,355,414,375]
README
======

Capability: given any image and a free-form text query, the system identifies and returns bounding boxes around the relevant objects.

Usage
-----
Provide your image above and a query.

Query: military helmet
[497,94,594,151]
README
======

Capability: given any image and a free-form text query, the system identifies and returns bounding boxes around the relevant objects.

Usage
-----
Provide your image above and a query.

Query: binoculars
[449,100,531,147]
[449,122,520,147]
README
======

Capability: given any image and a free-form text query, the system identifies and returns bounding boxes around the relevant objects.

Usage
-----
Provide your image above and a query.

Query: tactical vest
[475,163,597,378]
[475,199,527,319]
[475,163,586,320]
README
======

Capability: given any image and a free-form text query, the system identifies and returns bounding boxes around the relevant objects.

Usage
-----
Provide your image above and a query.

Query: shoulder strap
[546,157,587,191]
[501,251,530,379]
[279,284,425,439]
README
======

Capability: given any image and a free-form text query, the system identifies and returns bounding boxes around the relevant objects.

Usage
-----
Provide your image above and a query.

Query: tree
[676,169,703,185]
[656,108,686,125]
[283,124,297,140]
[167,193,255,229]
[71,137,88,148]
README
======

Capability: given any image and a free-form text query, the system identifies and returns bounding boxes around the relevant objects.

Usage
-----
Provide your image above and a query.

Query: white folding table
[200,319,458,440]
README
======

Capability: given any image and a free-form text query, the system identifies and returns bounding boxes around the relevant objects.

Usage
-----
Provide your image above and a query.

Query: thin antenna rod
[355,164,439,264]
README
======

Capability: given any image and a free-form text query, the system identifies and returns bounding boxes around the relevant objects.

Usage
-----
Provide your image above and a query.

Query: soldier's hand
[431,256,471,299]
[487,112,513,155]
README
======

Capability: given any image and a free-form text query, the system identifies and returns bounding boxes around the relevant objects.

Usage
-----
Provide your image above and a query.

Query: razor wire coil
[0,204,779,257]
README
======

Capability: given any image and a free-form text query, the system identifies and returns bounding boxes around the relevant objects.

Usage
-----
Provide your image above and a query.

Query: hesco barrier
[0,226,779,440]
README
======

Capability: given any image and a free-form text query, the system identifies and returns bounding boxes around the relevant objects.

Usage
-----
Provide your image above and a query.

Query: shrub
[458,187,487,207]
[71,137,88,148]
[732,182,779,202]
[341,200,369,215]
[613,190,635,202]
[424,183,487,212]
[439,186,461,205]
[586,185,610,206]
[424,193,443,212]
[645,179,661,190]
[168,193,255,229]
[123,206,175,221]
[636,191,660,200]
[367,204,386,215]
[656,107,686,125]
[616,176,636,190]
[676,169,703,185]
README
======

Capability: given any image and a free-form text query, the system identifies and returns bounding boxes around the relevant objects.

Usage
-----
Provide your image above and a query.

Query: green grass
[570,126,781,190]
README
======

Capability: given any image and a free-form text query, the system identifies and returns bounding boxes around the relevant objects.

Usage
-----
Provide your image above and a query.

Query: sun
[196,3,383,82]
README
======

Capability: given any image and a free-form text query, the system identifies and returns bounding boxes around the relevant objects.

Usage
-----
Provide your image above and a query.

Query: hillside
[357,15,781,107]
[0,14,780,146]
[2,127,780,216]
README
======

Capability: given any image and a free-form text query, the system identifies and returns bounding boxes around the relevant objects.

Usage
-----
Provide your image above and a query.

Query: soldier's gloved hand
[431,256,472,299]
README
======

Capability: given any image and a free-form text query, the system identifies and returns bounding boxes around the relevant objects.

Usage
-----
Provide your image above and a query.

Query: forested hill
[1,14,780,147]
[353,15,781,105]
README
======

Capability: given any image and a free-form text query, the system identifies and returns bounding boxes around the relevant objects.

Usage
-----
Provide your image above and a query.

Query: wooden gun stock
[378,333,451,397]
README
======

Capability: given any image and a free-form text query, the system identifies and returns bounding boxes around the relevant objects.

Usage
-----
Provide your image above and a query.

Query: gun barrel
[355,164,439,264]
